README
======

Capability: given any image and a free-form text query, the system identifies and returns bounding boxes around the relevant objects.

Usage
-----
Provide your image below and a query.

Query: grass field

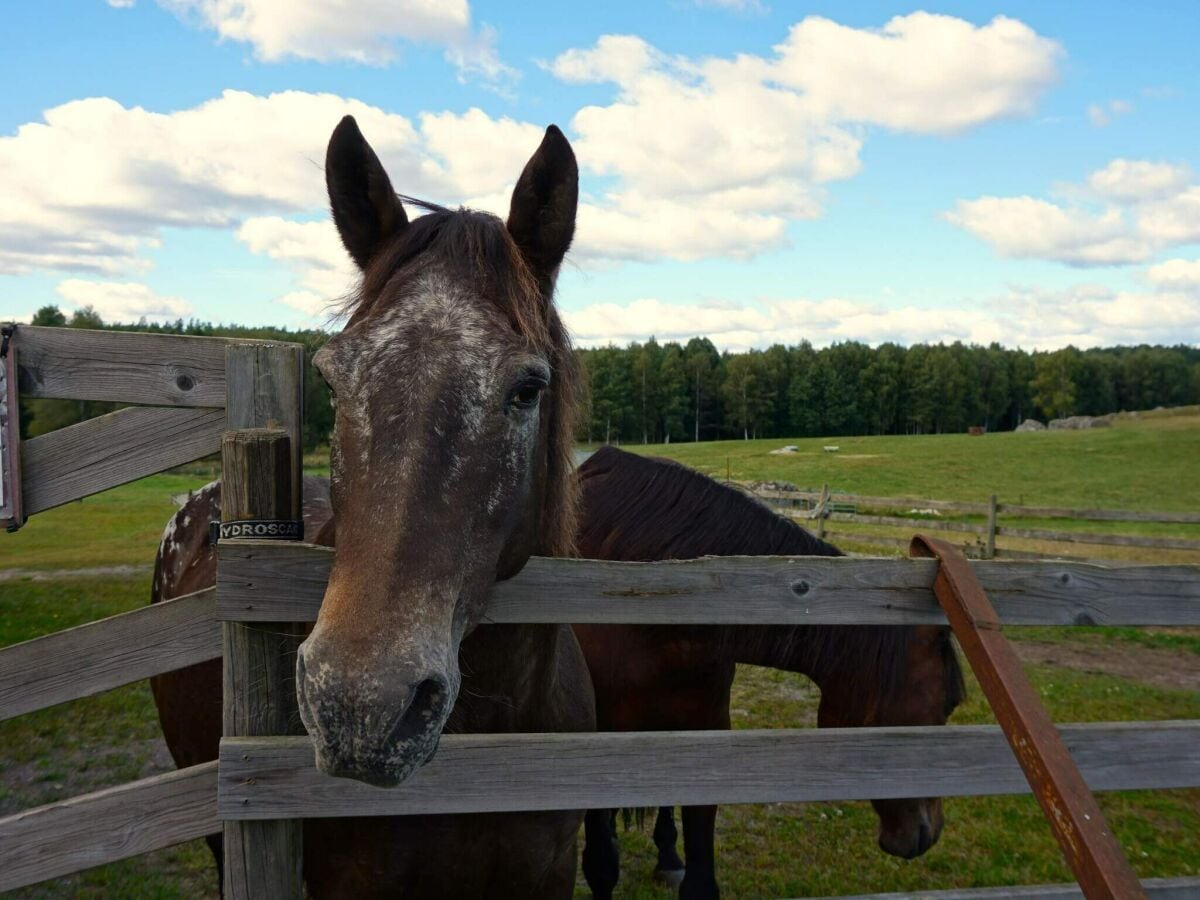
[614,410,1200,564]
[2,413,1198,897]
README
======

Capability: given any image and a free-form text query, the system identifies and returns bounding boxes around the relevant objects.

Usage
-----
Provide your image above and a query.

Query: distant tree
[630,338,663,444]
[31,305,67,327]
[721,351,773,439]
[585,346,634,444]
[684,337,720,441]
[657,343,690,442]
[68,306,105,330]
[978,344,1012,431]
[1032,349,1079,420]
[762,344,792,437]
[1075,352,1118,416]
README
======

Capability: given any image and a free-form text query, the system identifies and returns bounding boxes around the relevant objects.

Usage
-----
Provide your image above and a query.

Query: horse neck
[724,625,821,676]
[725,624,907,702]
[452,623,568,731]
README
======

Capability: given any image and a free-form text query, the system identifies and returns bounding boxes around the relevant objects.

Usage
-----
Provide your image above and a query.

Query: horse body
[152,116,594,897]
[574,446,966,899]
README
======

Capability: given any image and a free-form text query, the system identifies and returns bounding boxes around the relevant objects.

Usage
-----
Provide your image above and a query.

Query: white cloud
[1088,159,1190,202]
[1136,186,1200,245]
[564,277,1200,353]
[1146,257,1200,289]
[107,0,136,7]
[947,159,1200,266]
[56,279,192,322]
[943,196,1153,265]
[0,90,557,283]
[157,0,512,83]
[771,13,1062,134]
[550,14,1059,261]
[1087,104,1110,128]
[0,90,433,276]
[236,216,358,315]
[1088,98,1133,128]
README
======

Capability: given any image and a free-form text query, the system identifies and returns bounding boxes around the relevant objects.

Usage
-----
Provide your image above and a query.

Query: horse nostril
[389,677,450,745]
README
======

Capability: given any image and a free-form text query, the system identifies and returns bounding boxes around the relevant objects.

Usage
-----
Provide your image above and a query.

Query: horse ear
[326,115,408,271]
[507,125,578,285]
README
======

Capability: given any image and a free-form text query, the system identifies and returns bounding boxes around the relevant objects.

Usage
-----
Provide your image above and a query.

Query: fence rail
[748,484,1200,561]
[13,325,248,407]
[750,486,1200,525]
[0,762,218,893]
[0,587,218,721]
[217,721,1200,820]
[21,406,226,514]
[218,542,1200,627]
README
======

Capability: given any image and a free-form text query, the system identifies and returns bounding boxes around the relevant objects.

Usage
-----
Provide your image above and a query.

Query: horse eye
[508,378,546,411]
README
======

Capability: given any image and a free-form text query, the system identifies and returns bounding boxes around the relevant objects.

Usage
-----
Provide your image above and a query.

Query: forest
[17,305,1200,446]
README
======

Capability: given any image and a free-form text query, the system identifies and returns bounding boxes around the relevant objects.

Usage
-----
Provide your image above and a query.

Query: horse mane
[344,198,581,558]
[577,446,965,711]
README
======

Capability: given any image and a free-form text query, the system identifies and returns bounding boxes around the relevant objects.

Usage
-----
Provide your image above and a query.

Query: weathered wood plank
[13,325,245,406]
[991,547,1091,563]
[818,876,1200,899]
[218,721,1200,819]
[217,545,1200,626]
[823,530,931,549]
[753,484,1200,525]
[997,525,1200,552]
[827,512,986,535]
[224,343,304,515]
[22,406,225,515]
[220,352,305,900]
[912,534,1142,897]
[754,487,991,516]
[999,504,1200,526]
[0,587,219,721]
[0,762,218,892]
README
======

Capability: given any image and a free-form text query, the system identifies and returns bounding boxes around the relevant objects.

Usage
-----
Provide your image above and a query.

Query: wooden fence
[748,485,1200,562]
[3,324,1200,897]
[0,326,303,892]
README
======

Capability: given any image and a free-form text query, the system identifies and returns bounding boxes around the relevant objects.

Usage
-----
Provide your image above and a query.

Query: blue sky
[1,1,1197,350]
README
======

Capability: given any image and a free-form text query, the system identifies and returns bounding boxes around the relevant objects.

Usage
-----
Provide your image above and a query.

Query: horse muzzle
[296,638,457,788]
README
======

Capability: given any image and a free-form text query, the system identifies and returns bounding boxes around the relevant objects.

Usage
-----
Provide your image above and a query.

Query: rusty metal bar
[909,534,1144,900]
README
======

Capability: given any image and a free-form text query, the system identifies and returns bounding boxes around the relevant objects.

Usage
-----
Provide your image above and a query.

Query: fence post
[221,344,304,899]
[816,482,830,540]
[986,494,998,560]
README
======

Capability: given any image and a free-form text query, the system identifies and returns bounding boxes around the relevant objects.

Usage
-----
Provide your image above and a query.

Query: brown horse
[152,115,595,897]
[573,446,966,900]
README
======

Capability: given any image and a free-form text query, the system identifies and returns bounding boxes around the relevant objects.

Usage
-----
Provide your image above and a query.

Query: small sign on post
[0,324,23,532]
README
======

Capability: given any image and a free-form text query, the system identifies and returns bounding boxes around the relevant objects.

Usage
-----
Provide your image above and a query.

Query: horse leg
[204,833,224,898]
[581,807,620,899]
[678,804,720,900]
[652,805,685,888]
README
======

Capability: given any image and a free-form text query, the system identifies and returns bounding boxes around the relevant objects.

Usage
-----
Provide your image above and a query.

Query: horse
[151,115,596,897]
[573,446,966,900]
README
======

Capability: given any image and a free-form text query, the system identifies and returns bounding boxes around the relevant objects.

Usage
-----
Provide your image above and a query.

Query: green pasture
[620,410,1200,512]
[1,412,1198,896]
[616,410,1200,564]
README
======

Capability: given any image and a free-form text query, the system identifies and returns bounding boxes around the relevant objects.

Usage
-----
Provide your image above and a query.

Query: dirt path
[1012,639,1200,692]
[0,564,151,582]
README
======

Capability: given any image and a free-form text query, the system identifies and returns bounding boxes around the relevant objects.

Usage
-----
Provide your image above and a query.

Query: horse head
[296,115,580,787]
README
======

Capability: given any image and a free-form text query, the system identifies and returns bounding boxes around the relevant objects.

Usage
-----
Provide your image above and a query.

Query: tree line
[580,337,1200,442]
[17,305,1200,447]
